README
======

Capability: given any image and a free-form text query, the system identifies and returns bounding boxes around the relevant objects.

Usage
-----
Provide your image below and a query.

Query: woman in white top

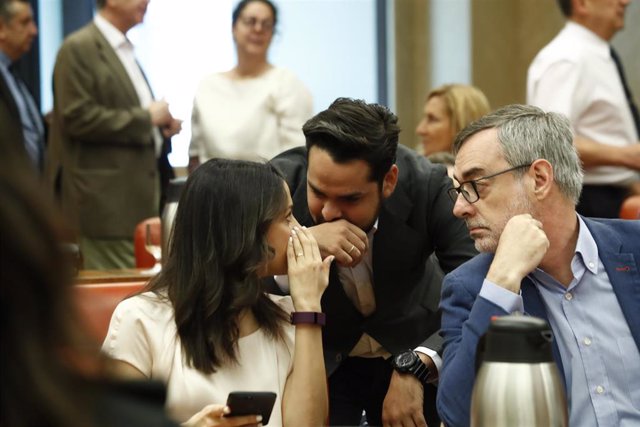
[189,0,313,170]
[103,159,333,426]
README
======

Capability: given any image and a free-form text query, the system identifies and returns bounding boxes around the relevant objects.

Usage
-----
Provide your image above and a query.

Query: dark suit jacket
[0,68,44,172]
[46,22,173,239]
[271,145,478,373]
[437,217,640,427]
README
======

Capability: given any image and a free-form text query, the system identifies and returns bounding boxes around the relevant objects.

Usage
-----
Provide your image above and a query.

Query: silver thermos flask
[161,177,187,264]
[470,315,568,427]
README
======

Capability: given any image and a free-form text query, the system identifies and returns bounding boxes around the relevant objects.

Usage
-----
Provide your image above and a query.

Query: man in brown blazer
[47,0,181,269]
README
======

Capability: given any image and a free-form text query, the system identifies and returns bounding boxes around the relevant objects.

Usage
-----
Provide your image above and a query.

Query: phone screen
[225,391,277,425]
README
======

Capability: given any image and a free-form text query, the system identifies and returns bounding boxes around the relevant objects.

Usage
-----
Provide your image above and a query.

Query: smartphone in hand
[224,391,277,425]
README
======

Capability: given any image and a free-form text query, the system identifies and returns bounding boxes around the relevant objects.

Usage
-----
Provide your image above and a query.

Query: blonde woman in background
[416,84,490,156]
[189,0,313,171]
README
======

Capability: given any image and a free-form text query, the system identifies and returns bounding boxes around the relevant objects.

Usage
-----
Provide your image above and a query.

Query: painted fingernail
[223,406,231,414]
[256,415,263,422]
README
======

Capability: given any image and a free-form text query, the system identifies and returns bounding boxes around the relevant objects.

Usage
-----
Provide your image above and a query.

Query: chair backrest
[134,217,161,268]
[619,195,640,220]
[73,282,147,343]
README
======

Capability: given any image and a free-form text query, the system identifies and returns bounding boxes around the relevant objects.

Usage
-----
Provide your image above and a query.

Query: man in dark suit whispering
[47,0,181,269]
[270,98,477,426]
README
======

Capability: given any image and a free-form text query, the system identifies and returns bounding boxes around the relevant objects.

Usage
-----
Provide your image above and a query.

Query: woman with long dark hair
[103,159,332,426]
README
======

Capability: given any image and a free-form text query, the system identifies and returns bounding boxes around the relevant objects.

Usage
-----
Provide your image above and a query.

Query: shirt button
[583,337,592,346]
[335,354,343,363]
[596,385,604,394]
[588,262,595,269]
[564,292,573,301]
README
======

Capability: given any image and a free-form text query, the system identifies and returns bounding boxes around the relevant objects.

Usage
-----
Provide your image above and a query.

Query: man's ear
[572,0,589,18]
[382,164,398,198]
[530,159,554,200]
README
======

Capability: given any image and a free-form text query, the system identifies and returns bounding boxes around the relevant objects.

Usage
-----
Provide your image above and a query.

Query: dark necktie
[9,64,45,171]
[610,47,640,139]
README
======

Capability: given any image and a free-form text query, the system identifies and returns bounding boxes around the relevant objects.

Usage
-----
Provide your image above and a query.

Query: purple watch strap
[290,312,326,326]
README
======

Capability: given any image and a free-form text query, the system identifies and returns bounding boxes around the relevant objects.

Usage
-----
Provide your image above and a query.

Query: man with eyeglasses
[437,104,640,427]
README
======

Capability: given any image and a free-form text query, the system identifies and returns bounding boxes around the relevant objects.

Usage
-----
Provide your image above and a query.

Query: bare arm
[282,227,332,426]
[575,136,640,170]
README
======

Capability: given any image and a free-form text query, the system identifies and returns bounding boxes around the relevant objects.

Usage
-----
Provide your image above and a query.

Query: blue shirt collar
[0,51,12,69]
[574,215,599,275]
[531,214,599,288]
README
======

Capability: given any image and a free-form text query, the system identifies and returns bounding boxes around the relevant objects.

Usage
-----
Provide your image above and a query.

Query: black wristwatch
[390,350,430,384]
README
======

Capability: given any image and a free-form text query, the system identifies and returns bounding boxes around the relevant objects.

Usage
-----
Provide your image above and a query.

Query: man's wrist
[390,350,430,385]
[415,350,439,383]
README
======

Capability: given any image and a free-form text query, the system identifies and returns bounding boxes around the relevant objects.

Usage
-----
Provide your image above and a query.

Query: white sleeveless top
[102,292,295,425]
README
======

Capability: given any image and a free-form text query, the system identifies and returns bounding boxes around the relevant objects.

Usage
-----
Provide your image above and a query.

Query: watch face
[395,351,418,369]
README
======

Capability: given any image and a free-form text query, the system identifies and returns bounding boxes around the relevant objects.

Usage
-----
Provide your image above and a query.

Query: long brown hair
[146,159,289,373]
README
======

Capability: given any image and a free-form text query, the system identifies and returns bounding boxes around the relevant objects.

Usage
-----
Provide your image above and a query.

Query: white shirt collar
[94,13,130,50]
[369,218,379,236]
[564,21,611,59]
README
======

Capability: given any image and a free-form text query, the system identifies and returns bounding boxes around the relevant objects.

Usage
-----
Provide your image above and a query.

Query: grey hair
[453,104,583,205]
[0,0,28,21]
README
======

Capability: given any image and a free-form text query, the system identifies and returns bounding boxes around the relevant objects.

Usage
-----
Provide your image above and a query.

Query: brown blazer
[47,22,172,239]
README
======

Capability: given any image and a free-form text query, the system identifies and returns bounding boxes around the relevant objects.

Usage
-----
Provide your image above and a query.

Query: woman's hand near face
[286,226,334,312]
[181,404,262,427]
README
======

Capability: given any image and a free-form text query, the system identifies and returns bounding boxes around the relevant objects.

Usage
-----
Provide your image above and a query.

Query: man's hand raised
[308,219,368,267]
[487,214,549,293]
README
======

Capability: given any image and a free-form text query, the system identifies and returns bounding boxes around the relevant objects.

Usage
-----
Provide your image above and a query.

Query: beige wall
[394,0,430,149]
[471,0,563,108]
[394,0,640,147]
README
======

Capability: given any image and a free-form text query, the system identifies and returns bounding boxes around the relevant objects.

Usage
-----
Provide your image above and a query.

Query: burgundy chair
[73,282,147,343]
[619,195,640,220]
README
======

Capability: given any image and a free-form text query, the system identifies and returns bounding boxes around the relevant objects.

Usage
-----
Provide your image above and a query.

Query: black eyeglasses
[447,164,532,204]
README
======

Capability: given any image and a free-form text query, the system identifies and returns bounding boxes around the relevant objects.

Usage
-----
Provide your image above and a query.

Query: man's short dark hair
[302,98,399,185]
[556,0,572,17]
[95,0,106,10]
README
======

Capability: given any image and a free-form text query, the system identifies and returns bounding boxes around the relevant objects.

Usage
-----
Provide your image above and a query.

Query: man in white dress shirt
[527,0,639,218]
[47,0,182,269]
